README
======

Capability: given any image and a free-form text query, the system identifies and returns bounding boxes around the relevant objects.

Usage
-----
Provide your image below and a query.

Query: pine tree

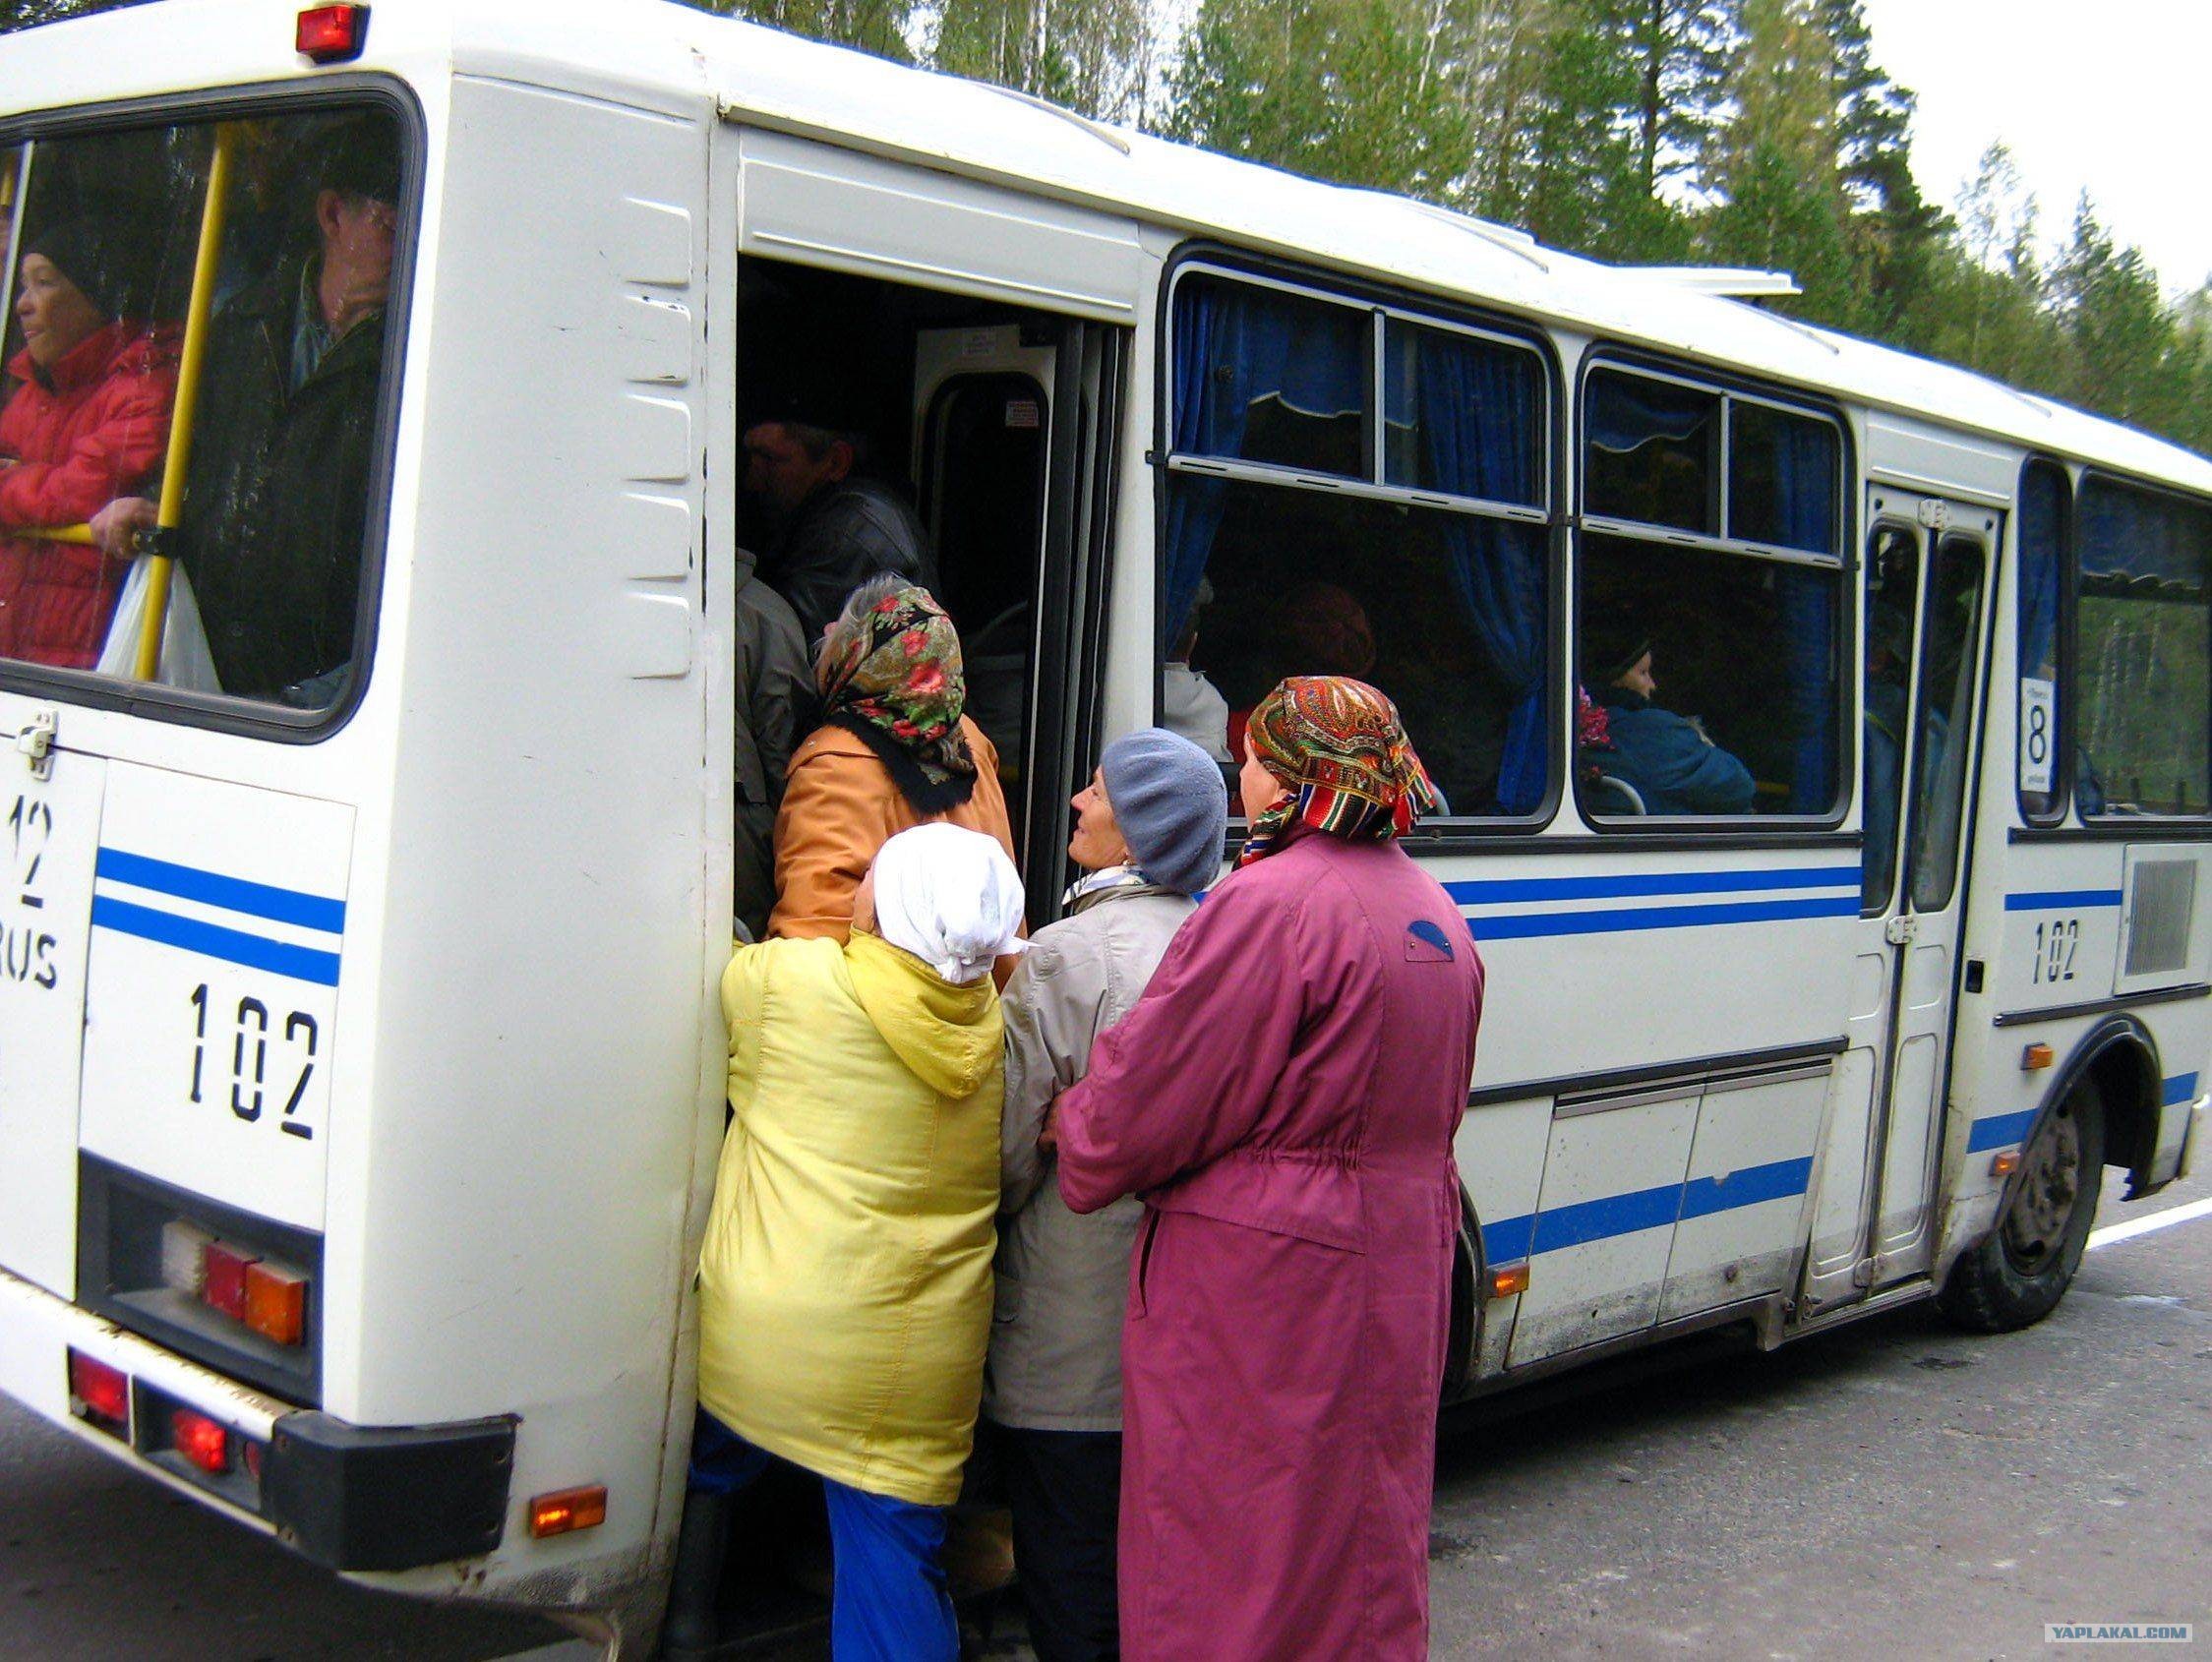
[2050,195,2190,436]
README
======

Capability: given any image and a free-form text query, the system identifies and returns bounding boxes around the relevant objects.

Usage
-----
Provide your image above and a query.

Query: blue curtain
[1163,281,1365,642]
[1584,373,1714,454]
[1413,332,1549,813]
[2019,463,2064,683]
[1769,415,1839,812]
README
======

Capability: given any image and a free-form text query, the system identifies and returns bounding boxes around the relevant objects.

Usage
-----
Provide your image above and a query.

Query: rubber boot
[660,1487,732,1660]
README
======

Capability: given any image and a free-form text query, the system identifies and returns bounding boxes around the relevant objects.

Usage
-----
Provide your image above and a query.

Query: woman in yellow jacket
[671,823,1027,1662]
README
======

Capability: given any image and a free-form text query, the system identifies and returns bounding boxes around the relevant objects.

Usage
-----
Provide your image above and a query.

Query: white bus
[0,0,2203,1650]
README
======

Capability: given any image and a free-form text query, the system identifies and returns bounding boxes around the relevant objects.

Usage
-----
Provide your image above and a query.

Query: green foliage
[0,0,137,30]
[688,0,920,62]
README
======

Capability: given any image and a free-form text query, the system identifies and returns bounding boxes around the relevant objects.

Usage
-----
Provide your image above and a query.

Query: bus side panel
[336,76,713,1602]
[0,732,105,1297]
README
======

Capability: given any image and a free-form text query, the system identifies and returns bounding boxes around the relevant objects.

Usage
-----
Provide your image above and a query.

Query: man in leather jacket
[743,415,936,647]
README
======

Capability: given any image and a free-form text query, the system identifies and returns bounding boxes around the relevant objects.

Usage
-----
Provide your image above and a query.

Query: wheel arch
[2042,1015,2162,1196]
[1442,1184,1483,1403]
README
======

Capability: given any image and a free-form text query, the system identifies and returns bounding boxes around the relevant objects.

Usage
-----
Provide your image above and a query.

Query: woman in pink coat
[1051,676,1484,1660]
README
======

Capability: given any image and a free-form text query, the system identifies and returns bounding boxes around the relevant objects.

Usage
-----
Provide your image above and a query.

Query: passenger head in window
[744,393,936,646]
[1584,614,1757,816]
[1225,580,1379,768]
[767,576,1020,947]
[0,218,176,671]
[87,113,400,705]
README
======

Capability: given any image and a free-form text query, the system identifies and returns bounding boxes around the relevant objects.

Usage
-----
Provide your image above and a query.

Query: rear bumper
[2180,1096,2207,1182]
[0,1265,512,1572]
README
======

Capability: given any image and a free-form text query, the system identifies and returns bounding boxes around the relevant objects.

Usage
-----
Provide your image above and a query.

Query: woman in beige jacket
[986,729,1226,1662]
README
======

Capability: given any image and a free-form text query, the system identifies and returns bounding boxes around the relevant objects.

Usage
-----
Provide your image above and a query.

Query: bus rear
[0,4,721,1650]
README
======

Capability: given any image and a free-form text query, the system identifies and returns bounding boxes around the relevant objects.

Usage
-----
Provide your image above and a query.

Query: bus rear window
[0,104,406,715]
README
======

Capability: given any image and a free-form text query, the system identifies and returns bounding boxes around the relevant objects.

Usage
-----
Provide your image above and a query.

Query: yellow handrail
[24,523,92,544]
[133,123,235,682]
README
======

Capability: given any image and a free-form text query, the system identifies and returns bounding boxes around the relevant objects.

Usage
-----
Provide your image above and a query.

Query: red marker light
[203,1241,260,1322]
[296,3,368,63]
[171,1408,231,1475]
[67,1350,129,1433]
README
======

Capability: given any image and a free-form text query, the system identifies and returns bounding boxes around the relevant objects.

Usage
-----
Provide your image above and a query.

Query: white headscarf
[868,823,1027,985]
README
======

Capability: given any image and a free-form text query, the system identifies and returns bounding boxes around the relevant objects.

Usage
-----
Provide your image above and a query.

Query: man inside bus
[90,117,397,704]
[743,392,936,646]
[1587,616,1757,815]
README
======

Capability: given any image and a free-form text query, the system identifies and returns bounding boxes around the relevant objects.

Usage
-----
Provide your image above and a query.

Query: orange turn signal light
[243,1260,309,1347]
[1489,1262,1530,1300]
[1990,1149,2022,1178]
[528,1484,608,1539]
[2020,1042,2055,1071]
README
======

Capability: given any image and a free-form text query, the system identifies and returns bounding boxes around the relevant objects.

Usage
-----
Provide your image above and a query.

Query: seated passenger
[745,403,937,647]
[1226,578,1377,763]
[1588,623,1756,815]
[769,577,1018,942]
[987,728,1227,1661]
[0,220,176,670]
[92,117,397,702]
[1161,577,1234,770]
[676,822,1027,1661]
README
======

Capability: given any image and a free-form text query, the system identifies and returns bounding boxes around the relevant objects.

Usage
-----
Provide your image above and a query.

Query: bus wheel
[1939,1078,2105,1333]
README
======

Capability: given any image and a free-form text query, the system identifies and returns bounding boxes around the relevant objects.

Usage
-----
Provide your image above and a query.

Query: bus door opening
[732,260,1118,939]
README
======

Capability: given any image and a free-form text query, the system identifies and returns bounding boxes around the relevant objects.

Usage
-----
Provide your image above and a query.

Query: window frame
[2014,454,2075,828]
[1153,244,1568,837]
[2072,465,2212,824]
[0,74,426,744]
[1572,348,1856,834]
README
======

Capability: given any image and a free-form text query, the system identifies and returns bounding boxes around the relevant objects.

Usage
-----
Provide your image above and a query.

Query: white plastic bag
[96,556,223,692]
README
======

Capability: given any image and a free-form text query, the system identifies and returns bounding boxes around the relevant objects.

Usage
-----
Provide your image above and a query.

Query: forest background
[6,0,2208,457]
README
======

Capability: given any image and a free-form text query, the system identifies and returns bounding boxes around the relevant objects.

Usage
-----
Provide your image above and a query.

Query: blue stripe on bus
[90,896,342,986]
[95,847,346,935]
[1446,866,1858,906]
[1469,894,1859,941]
[2164,1072,2199,1105]
[2003,889,2123,911]
[1966,1109,2037,1152]
[1479,1155,1814,1264]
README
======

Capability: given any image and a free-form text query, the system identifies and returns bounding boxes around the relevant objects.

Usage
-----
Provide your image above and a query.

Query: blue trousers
[688,1410,958,1662]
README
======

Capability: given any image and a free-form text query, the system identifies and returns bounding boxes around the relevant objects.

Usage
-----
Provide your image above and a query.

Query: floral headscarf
[817,584,978,810]
[1238,676,1439,867]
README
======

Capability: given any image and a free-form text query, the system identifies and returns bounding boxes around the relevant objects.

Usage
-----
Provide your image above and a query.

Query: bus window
[2074,478,2211,817]
[2016,460,2068,819]
[1165,267,1553,818]
[1584,370,1719,537]
[0,105,407,712]
[1907,535,1986,911]
[1577,368,1843,822]
[1862,526,1919,912]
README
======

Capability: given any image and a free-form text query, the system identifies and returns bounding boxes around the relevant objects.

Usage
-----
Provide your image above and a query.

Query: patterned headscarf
[1238,676,1439,866]
[817,584,978,808]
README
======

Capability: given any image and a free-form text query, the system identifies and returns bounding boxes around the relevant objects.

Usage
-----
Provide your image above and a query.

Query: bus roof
[14,0,2210,498]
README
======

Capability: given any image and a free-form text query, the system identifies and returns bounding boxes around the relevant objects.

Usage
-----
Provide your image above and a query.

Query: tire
[1939,1076,2105,1333]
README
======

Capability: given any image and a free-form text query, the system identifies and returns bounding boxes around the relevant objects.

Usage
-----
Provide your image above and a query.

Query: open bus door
[1804,492,1996,1313]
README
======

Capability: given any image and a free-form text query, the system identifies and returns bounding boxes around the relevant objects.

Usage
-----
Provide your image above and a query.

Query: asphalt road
[5,1168,2206,1661]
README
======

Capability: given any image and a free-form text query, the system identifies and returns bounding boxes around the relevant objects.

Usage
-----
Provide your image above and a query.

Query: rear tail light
[202,1241,259,1322]
[171,1408,231,1475]
[160,1220,212,1296]
[67,1350,129,1436]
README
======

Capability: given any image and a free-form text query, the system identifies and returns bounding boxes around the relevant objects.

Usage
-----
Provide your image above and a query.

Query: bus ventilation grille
[2123,860,2197,978]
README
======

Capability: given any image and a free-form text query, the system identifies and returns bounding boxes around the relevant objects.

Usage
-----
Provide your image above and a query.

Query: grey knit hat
[1101,728,1227,897]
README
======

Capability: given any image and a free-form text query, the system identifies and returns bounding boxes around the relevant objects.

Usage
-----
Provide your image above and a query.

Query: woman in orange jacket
[768,576,1019,942]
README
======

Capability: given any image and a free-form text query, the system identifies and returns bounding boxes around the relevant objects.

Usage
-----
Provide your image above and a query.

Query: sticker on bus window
[2019,677,2056,795]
